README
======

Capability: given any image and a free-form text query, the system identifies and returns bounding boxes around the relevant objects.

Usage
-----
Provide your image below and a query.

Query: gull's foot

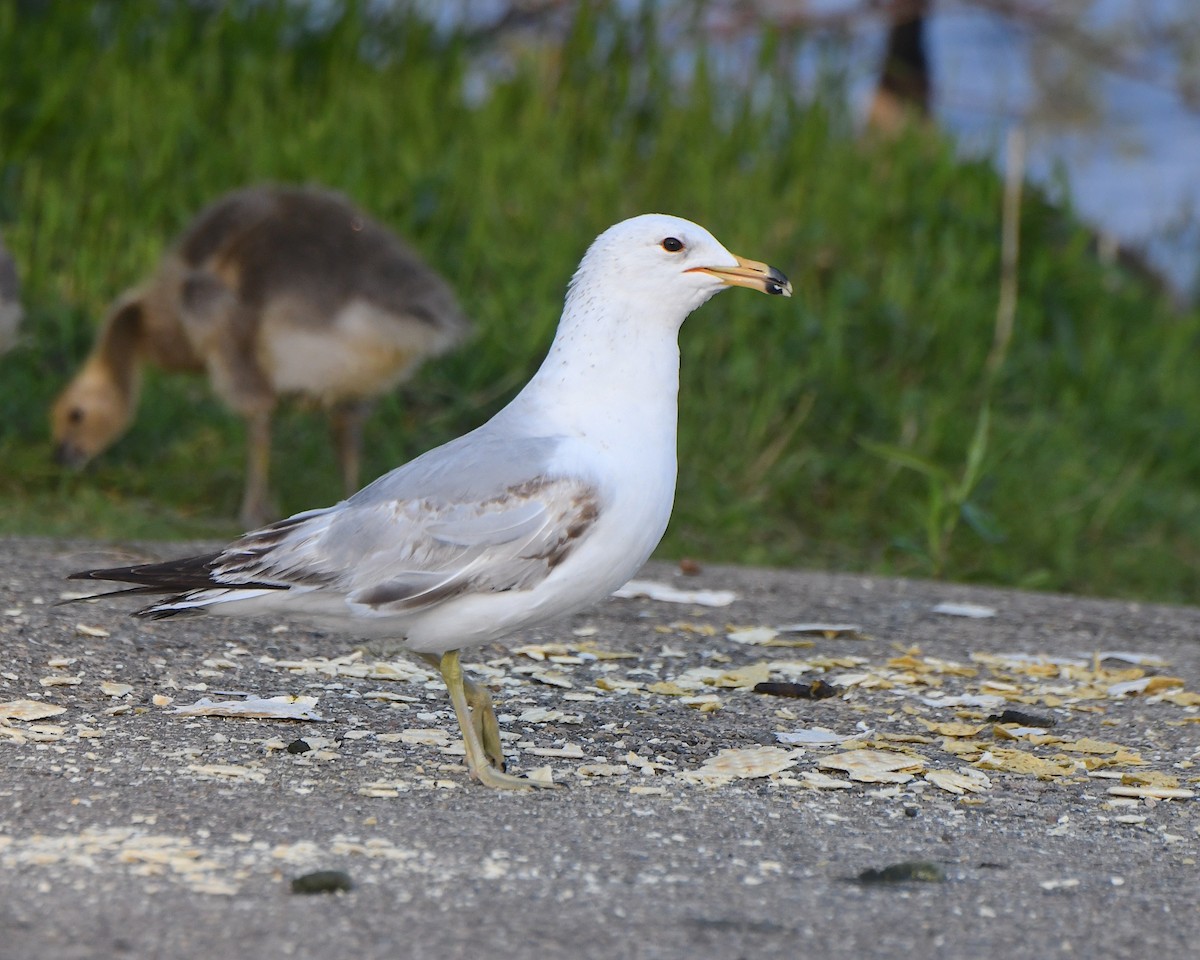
[417,650,509,772]
[437,648,562,791]
[465,678,507,772]
[473,764,559,791]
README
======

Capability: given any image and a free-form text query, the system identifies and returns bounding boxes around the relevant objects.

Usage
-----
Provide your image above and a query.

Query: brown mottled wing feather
[197,475,602,616]
[348,477,601,612]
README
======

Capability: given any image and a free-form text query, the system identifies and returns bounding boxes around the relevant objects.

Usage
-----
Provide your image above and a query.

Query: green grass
[2,0,1199,603]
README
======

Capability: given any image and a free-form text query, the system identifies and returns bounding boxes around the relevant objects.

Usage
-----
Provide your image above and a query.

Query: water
[846,0,1200,299]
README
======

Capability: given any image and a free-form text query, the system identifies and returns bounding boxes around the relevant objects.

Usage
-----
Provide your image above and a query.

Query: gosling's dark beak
[689,254,792,297]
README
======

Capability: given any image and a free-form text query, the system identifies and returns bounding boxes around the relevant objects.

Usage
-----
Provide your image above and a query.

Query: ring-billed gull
[70,213,791,789]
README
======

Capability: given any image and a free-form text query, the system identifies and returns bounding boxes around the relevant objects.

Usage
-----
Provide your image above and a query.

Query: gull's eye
[660,237,684,253]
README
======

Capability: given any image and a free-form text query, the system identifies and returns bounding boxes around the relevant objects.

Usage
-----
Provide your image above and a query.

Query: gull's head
[569,214,792,322]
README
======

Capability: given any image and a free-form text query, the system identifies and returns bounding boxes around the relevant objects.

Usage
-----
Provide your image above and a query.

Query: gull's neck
[499,285,689,446]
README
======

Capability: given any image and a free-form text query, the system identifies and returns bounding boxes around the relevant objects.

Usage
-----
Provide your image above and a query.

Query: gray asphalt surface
[1,537,1197,959]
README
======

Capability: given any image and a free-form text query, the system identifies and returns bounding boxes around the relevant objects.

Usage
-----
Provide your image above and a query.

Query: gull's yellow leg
[438,650,556,790]
[417,652,505,771]
[463,676,506,772]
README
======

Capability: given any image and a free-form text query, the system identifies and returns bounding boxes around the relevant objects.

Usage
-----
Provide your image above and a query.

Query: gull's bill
[689,254,792,297]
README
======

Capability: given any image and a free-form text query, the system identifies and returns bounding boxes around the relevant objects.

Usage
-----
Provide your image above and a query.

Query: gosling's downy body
[52,185,471,527]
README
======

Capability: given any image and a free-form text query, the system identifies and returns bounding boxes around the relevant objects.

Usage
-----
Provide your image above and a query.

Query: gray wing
[210,433,601,615]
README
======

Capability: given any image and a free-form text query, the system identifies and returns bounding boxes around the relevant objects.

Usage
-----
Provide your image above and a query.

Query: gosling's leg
[438,650,555,790]
[240,408,275,528]
[199,304,277,529]
[330,400,372,496]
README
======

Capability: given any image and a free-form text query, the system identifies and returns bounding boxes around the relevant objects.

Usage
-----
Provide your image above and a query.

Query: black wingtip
[65,553,224,590]
[67,568,117,582]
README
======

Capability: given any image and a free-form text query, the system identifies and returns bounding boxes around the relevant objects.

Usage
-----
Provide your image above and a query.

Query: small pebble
[291,870,354,895]
[753,680,841,700]
[987,709,1057,728]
